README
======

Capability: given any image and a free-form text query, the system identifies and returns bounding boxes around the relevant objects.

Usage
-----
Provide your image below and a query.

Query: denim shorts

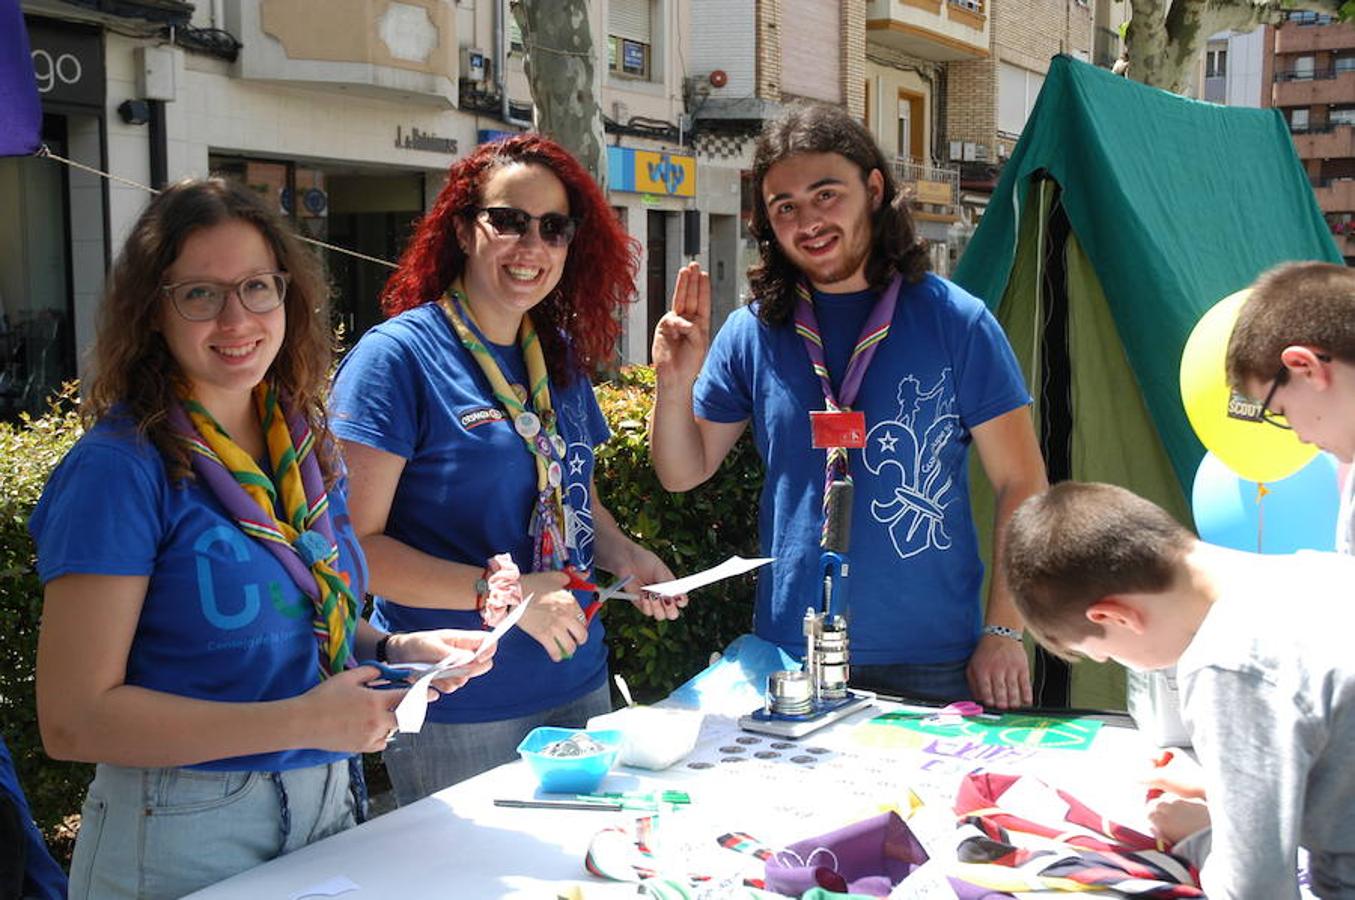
[850,658,973,702]
[68,759,356,900]
[383,679,612,806]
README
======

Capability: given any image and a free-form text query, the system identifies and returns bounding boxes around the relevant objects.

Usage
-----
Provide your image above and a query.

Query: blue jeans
[851,659,972,702]
[383,680,612,806]
[69,760,356,900]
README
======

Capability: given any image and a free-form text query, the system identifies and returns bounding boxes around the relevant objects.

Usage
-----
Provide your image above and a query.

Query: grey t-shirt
[1177,551,1355,899]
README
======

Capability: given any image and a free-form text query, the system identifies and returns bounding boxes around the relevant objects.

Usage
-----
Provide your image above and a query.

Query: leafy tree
[1127,0,1349,92]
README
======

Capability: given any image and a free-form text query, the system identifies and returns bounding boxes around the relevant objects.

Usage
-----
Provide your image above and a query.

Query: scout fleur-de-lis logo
[862,370,960,559]
[647,154,685,195]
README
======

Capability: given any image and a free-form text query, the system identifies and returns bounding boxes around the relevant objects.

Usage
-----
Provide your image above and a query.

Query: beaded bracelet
[982,624,1025,642]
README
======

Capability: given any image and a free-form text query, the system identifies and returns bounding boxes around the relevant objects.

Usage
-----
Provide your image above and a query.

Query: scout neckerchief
[169,382,358,677]
[951,771,1203,896]
[438,286,572,572]
[793,272,902,545]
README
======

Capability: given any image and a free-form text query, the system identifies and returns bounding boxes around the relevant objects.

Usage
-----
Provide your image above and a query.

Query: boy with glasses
[1226,261,1355,554]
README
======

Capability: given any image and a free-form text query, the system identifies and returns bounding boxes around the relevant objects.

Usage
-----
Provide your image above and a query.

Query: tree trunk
[511,0,608,190]
[1126,0,1345,92]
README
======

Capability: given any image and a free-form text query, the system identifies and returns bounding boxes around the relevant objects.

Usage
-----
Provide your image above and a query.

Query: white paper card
[640,555,774,597]
[394,593,533,733]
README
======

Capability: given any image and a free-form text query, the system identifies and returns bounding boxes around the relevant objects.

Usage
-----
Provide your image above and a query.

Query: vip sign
[635,150,696,197]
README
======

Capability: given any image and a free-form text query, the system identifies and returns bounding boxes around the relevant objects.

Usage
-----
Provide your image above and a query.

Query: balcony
[866,0,990,62]
[1292,123,1355,159]
[1275,22,1355,55]
[229,0,459,106]
[1273,68,1355,106]
[894,158,960,223]
[1314,178,1355,213]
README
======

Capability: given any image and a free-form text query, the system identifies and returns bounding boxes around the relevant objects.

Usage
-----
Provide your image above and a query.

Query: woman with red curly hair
[329,135,687,803]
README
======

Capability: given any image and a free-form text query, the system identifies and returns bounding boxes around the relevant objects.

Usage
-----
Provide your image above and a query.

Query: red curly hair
[382,134,640,384]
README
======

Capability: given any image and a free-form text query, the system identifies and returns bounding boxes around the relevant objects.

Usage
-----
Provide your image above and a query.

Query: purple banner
[0,0,41,156]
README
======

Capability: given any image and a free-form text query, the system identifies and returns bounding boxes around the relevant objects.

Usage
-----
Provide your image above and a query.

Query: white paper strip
[394,593,534,733]
[640,555,774,598]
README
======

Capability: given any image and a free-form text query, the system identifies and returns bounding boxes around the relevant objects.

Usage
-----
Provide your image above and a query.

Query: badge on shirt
[810,410,867,449]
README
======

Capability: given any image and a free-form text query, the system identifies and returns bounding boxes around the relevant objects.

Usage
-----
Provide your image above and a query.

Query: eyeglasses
[473,207,579,247]
[1257,366,1293,430]
[1256,353,1331,430]
[161,271,290,322]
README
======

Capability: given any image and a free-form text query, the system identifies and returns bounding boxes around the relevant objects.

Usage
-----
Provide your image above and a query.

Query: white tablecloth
[187,700,1156,900]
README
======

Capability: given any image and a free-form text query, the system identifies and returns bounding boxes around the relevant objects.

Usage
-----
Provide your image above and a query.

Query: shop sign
[395,125,458,154]
[607,146,696,198]
[26,18,104,109]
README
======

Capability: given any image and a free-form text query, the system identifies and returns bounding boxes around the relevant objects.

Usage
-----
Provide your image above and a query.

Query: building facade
[942,0,1094,222]
[5,0,747,411]
[1263,11,1355,264]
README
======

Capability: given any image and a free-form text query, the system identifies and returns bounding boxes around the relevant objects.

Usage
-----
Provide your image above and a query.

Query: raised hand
[652,261,711,387]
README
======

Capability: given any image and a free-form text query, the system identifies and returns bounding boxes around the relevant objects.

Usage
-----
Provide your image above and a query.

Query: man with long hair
[650,104,1046,707]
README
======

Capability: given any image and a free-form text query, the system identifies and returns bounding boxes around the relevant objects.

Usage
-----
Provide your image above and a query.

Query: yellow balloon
[1179,289,1317,483]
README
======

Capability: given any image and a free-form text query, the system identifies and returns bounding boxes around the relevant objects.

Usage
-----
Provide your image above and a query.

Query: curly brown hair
[82,177,339,483]
[380,134,640,385]
[747,103,930,326]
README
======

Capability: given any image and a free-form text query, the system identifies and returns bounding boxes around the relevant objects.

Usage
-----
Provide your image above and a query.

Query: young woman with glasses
[329,134,687,804]
[29,178,493,899]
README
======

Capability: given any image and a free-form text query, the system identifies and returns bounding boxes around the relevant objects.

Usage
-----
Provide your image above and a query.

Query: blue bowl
[517,727,623,793]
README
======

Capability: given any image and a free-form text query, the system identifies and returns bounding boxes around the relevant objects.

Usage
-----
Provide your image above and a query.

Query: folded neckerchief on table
[763,811,928,898]
[584,815,769,891]
[949,771,1203,897]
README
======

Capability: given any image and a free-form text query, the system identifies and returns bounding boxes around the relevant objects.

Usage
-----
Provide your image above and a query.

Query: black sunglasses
[473,207,579,247]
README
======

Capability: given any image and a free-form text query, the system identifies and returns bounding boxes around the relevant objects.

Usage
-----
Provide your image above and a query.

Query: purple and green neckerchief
[793,272,903,546]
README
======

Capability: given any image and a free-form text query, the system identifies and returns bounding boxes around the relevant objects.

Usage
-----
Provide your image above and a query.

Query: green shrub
[0,386,90,860]
[1,367,765,857]
[593,366,763,703]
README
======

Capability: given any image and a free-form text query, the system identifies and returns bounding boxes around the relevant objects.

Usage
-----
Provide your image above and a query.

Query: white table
[187,698,1157,900]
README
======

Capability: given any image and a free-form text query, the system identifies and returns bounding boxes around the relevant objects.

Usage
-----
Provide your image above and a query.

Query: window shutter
[609,0,652,43]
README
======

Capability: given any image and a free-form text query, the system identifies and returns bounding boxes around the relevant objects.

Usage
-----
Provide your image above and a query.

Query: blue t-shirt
[0,737,66,900]
[29,416,365,772]
[328,303,612,723]
[693,273,1030,665]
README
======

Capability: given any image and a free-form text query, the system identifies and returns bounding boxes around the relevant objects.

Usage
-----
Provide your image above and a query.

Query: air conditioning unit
[461,47,487,82]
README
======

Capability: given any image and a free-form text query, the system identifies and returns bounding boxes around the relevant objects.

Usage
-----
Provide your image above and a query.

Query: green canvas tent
[954,54,1342,710]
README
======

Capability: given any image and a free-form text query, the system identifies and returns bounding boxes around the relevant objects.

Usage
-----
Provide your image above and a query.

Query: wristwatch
[982,624,1024,642]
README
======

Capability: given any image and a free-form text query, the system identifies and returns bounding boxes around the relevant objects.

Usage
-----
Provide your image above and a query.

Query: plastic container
[587,706,705,770]
[516,727,623,793]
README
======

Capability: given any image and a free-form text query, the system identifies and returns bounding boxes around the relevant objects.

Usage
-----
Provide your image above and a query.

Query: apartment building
[4,0,744,405]
[864,0,971,272]
[942,0,1094,220]
[1263,10,1355,264]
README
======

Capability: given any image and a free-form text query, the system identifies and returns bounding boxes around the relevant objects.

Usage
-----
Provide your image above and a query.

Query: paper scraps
[394,593,534,733]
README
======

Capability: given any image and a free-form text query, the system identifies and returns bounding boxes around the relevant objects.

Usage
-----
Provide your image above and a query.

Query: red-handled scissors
[564,567,637,624]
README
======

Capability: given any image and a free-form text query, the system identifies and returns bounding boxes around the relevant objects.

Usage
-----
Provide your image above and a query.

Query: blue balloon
[1192,451,1340,553]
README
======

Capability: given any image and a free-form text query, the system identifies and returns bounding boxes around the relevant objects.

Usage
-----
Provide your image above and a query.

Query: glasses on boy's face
[473,206,579,248]
[161,272,290,322]
[1256,353,1332,430]
[1257,367,1293,430]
